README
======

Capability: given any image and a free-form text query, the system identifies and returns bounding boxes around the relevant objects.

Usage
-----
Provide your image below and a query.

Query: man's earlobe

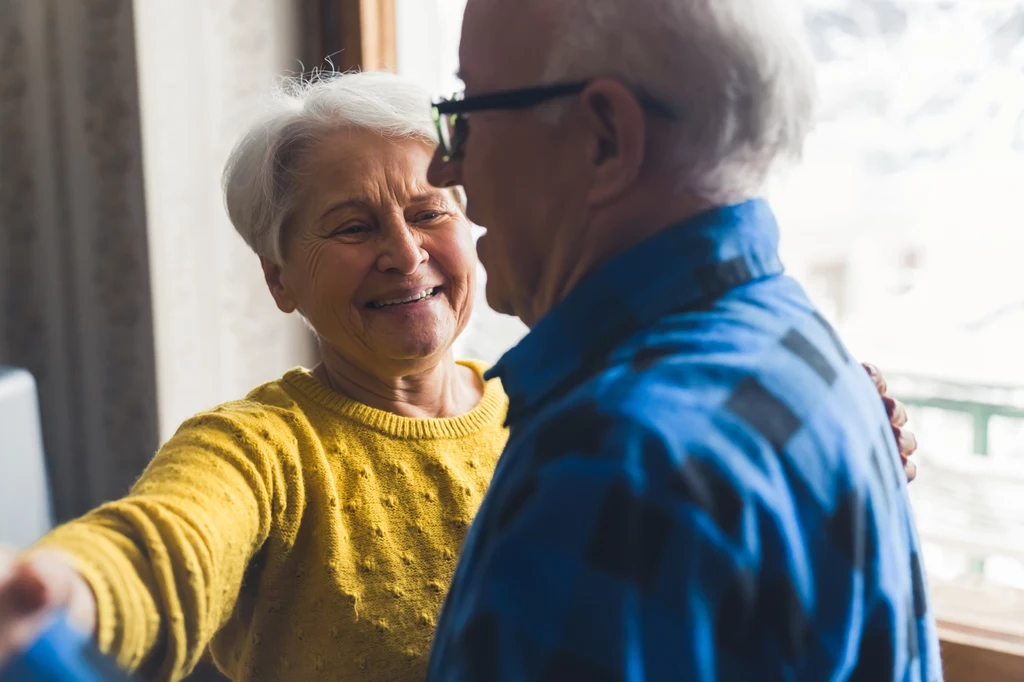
[260,256,299,314]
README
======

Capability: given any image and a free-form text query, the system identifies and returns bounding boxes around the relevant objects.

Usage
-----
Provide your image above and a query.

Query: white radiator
[0,367,54,547]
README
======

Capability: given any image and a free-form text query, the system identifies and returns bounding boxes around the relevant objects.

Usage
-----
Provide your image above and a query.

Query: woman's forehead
[304,129,431,173]
[298,132,440,205]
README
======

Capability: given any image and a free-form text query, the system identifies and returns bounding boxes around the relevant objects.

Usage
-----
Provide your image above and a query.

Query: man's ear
[261,256,299,314]
[579,79,647,206]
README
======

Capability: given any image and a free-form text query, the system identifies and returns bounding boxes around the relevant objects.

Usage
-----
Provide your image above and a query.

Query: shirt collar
[486,199,784,425]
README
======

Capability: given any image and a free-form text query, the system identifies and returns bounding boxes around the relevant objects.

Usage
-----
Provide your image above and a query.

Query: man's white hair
[222,71,438,264]
[542,0,818,204]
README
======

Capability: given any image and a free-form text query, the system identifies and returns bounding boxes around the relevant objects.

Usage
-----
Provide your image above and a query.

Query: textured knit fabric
[35,360,508,682]
[427,201,943,682]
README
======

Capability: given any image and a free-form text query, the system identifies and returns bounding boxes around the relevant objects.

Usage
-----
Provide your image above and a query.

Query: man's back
[428,201,941,682]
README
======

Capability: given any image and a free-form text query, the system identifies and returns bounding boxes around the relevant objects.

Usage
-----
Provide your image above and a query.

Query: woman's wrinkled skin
[261,129,482,419]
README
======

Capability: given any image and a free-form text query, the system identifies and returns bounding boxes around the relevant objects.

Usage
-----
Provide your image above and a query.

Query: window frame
[302,0,396,73]
[939,623,1024,682]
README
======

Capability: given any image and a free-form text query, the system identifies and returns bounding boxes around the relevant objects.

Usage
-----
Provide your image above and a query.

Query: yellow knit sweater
[36,361,508,682]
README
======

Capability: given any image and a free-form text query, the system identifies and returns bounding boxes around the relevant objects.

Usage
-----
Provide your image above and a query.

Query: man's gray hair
[223,71,438,264]
[542,0,818,204]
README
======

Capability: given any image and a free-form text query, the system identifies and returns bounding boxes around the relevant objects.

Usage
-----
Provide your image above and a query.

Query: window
[395,0,1024,674]
[783,2,1024,654]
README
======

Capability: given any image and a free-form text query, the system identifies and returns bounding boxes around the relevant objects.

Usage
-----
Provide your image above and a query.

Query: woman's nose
[376,225,428,275]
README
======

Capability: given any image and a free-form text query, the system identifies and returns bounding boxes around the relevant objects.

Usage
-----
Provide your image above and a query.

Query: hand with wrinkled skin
[0,547,96,671]
[864,363,918,482]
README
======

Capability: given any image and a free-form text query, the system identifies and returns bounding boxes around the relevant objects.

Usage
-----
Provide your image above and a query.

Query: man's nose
[427,148,461,189]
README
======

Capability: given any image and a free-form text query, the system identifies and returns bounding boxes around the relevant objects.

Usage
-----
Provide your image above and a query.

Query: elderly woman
[0,71,915,682]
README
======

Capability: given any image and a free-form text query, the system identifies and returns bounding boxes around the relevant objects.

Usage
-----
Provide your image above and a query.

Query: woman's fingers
[863,363,887,395]
[885,396,909,428]
[903,456,918,483]
[897,427,918,459]
[864,364,919,483]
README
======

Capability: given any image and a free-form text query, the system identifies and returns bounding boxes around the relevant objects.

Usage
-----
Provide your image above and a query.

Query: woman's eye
[332,224,368,237]
[414,211,444,223]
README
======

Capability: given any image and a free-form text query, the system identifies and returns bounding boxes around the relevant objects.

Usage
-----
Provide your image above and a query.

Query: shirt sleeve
[428,408,808,682]
[32,407,291,680]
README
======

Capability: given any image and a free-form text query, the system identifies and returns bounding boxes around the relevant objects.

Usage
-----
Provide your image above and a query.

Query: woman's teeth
[370,287,439,309]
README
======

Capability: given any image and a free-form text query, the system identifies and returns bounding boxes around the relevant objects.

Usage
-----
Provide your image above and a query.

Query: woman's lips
[366,286,444,310]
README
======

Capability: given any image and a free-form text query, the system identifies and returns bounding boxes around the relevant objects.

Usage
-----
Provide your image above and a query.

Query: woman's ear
[261,256,299,314]
[579,79,648,206]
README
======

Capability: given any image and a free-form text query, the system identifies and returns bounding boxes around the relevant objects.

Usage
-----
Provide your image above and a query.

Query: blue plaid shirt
[427,200,942,682]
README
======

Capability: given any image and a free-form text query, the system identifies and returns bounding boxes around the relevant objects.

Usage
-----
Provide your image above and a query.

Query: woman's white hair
[222,71,439,264]
[542,0,818,204]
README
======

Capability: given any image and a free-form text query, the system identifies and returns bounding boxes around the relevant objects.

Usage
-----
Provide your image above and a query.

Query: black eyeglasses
[431,81,677,161]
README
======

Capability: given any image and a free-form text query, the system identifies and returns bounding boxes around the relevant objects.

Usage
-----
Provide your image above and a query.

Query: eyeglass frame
[431,81,678,162]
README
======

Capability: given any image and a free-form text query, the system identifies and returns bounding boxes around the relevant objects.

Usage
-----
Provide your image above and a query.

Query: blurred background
[1,0,1022,679]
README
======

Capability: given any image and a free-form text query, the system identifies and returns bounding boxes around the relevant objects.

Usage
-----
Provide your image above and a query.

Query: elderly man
[426,0,941,680]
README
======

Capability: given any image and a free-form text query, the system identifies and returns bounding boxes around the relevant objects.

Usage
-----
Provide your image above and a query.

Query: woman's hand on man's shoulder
[863,363,918,483]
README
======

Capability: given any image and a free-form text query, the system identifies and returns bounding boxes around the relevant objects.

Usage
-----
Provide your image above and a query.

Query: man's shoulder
[539,295,885,461]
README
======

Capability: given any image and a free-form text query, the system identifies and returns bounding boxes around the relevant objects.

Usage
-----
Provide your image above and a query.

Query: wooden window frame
[940,623,1024,682]
[931,578,1024,682]
[302,0,397,73]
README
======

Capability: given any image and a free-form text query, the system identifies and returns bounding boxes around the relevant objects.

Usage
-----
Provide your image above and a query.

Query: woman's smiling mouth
[367,286,443,309]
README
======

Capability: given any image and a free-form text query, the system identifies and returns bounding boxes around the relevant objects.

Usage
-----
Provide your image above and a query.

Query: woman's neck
[312,348,483,419]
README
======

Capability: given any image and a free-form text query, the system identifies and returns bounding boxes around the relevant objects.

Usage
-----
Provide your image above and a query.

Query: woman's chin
[368,331,453,365]
[363,300,456,346]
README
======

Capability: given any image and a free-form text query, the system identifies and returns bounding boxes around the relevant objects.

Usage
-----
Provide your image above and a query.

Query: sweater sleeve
[33,407,292,681]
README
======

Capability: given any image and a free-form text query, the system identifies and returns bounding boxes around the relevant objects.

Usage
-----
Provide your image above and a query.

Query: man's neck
[524,189,717,327]
[313,345,482,419]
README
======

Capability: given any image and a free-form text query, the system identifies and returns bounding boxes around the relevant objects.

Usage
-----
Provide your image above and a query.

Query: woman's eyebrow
[408,193,445,203]
[320,198,367,220]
